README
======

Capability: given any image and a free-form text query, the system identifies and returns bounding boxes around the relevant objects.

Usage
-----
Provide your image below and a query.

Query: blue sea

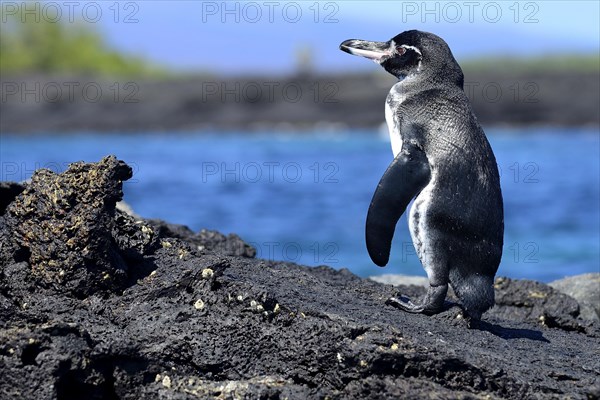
[1,128,599,282]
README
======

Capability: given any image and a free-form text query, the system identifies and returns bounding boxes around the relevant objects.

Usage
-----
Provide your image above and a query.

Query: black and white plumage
[340,30,504,320]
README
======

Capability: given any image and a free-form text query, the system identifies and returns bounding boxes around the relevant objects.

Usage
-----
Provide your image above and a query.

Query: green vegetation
[0,2,165,77]
[1,2,597,78]
[462,54,600,74]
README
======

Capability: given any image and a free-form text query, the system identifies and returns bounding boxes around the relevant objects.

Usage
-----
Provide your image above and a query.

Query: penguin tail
[449,271,495,320]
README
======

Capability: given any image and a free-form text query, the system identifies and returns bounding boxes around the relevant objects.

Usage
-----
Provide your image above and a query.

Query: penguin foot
[386,296,441,315]
[459,309,482,329]
[386,284,448,315]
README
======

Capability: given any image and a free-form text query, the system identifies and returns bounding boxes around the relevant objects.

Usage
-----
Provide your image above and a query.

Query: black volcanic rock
[550,274,600,321]
[0,182,25,215]
[147,220,257,258]
[2,156,136,297]
[1,72,598,133]
[0,157,598,399]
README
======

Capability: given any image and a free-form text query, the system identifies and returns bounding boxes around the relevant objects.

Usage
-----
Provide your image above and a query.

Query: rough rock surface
[550,274,600,322]
[1,157,599,400]
[0,182,25,215]
[373,273,600,323]
[2,157,135,297]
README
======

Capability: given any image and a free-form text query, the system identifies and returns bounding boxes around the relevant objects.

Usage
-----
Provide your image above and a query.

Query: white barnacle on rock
[248,300,264,313]
[194,298,205,310]
[161,375,171,388]
[201,268,214,279]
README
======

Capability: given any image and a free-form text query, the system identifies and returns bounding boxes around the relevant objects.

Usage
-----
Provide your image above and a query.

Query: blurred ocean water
[1,128,598,282]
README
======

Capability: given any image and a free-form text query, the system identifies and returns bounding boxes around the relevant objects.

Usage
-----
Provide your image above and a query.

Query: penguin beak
[340,39,392,63]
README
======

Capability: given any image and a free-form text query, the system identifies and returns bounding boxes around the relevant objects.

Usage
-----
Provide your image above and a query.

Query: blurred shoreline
[1,71,599,134]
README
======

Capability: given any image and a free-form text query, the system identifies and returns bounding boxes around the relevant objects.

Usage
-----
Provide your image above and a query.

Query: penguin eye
[396,47,406,56]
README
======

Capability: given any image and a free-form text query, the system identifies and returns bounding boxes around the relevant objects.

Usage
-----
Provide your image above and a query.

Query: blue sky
[24,1,600,73]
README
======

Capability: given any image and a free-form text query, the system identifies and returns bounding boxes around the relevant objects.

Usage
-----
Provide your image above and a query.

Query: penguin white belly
[385,94,403,157]
[408,174,437,278]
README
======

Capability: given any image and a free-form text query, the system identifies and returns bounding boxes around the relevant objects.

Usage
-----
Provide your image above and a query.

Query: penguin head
[340,30,464,88]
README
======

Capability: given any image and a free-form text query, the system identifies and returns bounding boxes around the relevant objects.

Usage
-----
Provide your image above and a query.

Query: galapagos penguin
[340,30,504,321]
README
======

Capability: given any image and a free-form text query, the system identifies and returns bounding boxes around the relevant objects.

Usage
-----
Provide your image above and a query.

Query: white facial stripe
[398,44,423,72]
[401,45,422,56]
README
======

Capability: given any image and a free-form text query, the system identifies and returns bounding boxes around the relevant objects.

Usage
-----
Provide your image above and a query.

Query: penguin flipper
[366,144,431,266]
